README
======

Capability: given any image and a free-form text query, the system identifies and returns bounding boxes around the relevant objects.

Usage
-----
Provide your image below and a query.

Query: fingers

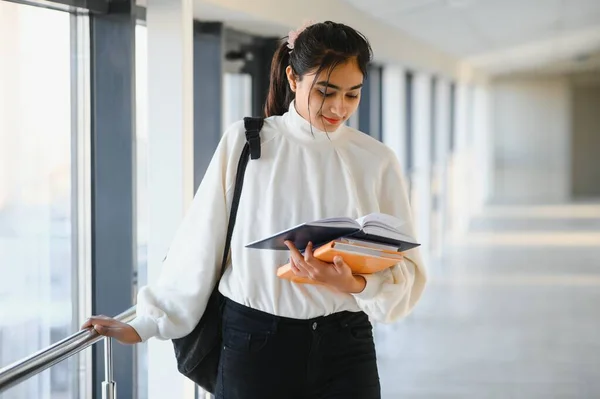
[332,255,345,274]
[81,316,100,329]
[81,315,118,330]
[302,242,318,275]
[284,241,314,278]
[92,325,122,338]
[290,257,303,276]
[284,240,305,269]
[292,253,313,278]
[82,319,142,344]
[303,242,314,263]
[284,240,303,260]
[82,318,127,340]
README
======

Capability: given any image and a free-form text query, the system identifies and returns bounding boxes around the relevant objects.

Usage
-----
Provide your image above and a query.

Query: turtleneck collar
[281,100,349,145]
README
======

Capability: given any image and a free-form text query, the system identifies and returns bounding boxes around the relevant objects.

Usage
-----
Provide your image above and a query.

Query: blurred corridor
[377,202,600,398]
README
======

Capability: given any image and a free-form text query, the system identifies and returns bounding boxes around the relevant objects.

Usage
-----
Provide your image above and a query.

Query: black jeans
[215,298,381,399]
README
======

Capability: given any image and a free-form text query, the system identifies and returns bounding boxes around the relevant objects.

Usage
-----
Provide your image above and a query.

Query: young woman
[84,21,426,399]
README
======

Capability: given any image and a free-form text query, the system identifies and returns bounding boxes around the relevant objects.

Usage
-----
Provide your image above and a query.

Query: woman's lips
[322,116,341,124]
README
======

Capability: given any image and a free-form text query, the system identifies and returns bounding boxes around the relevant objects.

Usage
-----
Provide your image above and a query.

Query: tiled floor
[375,202,600,399]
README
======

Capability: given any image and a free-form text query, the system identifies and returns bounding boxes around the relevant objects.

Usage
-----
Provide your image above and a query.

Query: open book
[245,212,420,252]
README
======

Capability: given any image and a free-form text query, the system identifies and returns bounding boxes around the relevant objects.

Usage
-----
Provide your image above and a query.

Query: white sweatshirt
[129,101,427,342]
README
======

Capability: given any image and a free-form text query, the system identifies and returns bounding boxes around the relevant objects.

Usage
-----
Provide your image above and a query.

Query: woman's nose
[330,95,346,118]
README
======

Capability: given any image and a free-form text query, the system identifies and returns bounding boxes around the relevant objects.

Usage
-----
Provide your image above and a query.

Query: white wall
[492,77,571,203]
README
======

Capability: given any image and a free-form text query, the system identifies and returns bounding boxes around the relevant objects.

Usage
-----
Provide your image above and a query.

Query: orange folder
[277,240,403,285]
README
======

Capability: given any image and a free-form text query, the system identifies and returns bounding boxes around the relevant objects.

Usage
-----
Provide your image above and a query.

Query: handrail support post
[102,337,116,399]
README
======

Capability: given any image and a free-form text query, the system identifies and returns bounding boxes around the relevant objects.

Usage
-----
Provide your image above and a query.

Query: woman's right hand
[81,315,142,344]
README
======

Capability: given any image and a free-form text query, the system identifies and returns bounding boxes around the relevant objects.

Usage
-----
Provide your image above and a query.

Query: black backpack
[171,117,263,394]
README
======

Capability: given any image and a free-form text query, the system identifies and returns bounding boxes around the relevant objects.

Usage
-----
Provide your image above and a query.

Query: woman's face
[286,59,363,132]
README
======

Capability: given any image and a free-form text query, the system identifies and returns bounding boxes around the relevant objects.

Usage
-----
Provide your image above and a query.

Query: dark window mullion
[89,5,136,399]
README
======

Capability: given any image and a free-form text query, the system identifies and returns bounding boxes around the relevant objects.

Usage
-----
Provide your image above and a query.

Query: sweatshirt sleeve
[350,149,427,323]
[128,123,244,342]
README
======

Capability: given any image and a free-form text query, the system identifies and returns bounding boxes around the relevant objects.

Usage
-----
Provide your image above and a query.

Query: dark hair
[264,21,373,117]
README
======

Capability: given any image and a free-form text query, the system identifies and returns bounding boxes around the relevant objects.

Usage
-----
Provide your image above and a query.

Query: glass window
[134,23,149,399]
[223,73,252,130]
[0,2,80,398]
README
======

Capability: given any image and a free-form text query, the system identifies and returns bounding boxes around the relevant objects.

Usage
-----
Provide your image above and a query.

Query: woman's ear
[285,65,297,93]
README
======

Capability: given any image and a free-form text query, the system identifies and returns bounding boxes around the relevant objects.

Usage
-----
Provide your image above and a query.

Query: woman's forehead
[310,62,364,88]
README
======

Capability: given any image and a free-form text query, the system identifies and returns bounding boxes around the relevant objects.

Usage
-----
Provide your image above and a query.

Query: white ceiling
[194,1,287,34]
[341,0,600,74]
[192,0,464,77]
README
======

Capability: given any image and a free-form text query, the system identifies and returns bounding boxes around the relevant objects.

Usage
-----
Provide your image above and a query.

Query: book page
[308,216,358,228]
[355,213,417,243]
[356,213,404,230]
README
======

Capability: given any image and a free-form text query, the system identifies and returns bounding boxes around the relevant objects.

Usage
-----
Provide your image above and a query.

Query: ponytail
[264,40,294,117]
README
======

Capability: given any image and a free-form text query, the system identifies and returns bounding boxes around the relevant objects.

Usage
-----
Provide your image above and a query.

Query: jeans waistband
[223,297,369,330]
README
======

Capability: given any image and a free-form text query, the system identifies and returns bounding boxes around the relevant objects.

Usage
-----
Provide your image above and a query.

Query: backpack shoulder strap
[243,117,264,160]
[219,117,264,277]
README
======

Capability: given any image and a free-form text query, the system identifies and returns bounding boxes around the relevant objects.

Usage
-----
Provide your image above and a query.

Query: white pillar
[146,0,196,397]
[447,82,471,237]
[432,78,451,257]
[471,84,493,214]
[382,65,407,174]
[411,72,432,260]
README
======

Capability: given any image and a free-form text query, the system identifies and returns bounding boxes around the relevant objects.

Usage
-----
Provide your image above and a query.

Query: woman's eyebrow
[316,81,364,90]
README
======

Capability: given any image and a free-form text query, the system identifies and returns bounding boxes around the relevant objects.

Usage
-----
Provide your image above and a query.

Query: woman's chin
[313,120,343,132]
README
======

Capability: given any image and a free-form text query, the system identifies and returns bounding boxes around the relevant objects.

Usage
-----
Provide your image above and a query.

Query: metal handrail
[0,306,136,395]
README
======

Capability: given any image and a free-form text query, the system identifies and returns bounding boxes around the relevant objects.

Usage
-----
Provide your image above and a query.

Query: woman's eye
[317,90,359,98]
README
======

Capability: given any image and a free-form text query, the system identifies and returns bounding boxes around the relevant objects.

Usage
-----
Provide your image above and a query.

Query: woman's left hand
[284,241,366,294]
